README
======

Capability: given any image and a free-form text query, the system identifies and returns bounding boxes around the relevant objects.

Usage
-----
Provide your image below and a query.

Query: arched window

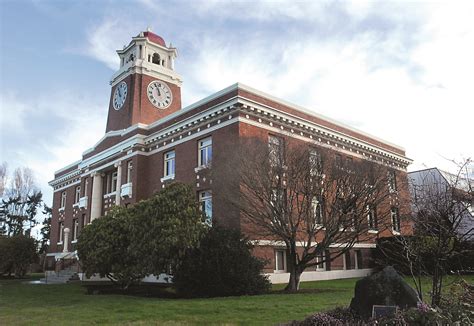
[152,53,161,65]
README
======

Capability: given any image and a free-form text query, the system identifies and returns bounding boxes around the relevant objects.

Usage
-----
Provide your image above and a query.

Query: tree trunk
[284,243,302,292]
[285,267,302,292]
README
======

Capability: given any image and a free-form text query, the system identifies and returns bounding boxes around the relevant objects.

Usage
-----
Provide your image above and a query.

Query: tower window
[152,53,161,65]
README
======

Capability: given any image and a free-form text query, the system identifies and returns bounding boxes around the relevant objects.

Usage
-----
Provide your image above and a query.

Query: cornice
[49,83,413,188]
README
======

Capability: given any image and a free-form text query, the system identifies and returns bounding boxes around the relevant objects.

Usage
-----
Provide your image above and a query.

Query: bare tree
[0,166,42,236]
[215,137,399,291]
[0,162,7,197]
[408,160,473,306]
[378,159,473,306]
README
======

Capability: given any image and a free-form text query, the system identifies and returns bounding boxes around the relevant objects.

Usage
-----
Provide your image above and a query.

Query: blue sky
[1,0,473,236]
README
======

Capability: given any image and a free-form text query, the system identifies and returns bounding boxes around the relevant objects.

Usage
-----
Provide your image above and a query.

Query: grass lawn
[1,274,472,325]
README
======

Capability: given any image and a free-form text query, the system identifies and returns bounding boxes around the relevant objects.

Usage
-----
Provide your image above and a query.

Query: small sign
[372,305,398,318]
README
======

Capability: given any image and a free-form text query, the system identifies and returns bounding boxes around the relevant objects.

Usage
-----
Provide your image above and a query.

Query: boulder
[349,266,419,319]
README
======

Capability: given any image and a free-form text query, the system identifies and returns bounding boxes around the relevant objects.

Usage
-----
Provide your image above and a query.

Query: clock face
[113,81,128,110]
[147,80,172,109]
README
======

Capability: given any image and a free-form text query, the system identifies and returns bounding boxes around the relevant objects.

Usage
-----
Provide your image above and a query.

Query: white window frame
[199,190,212,225]
[391,207,401,233]
[388,170,397,193]
[309,149,321,176]
[355,250,362,269]
[268,135,283,167]
[58,222,64,244]
[163,150,176,179]
[275,249,287,273]
[84,179,89,197]
[367,205,378,231]
[311,196,324,226]
[111,171,118,193]
[127,161,133,183]
[60,191,66,209]
[74,186,81,204]
[198,137,212,167]
[316,252,326,271]
[72,218,79,242]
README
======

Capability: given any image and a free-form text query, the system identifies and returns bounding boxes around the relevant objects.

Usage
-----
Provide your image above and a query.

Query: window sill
[72,203,79,208]
[57,242,63,245]
[58,207,65,212]
[194,165,211,173]
[392,230,401,235]
[103,192,117,199]
[368,229,379,234]
[71,240,78,244]
[161,175,175,183]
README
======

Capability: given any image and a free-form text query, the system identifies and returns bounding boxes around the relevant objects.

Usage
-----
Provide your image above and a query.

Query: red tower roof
[143,31,166,47]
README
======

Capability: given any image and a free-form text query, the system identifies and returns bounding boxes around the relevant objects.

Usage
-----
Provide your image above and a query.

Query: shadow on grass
[82,282,339,300]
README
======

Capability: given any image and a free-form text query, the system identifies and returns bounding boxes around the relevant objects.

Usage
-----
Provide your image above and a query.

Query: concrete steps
[41,268,80,284]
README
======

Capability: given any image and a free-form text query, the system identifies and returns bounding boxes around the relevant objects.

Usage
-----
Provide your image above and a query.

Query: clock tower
[106,29,182,132]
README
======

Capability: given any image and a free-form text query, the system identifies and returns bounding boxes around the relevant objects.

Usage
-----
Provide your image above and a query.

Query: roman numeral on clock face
[147,80,173,109]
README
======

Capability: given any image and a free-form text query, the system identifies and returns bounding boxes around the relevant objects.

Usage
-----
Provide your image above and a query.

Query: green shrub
[0,235,37,277]
[173,225,271,297]
[77,183,205,289]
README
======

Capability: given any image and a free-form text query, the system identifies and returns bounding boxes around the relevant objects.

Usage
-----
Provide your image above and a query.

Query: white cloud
[78,0,473,176]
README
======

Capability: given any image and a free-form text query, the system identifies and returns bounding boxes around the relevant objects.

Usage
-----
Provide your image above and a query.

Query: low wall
[266,268,372,284]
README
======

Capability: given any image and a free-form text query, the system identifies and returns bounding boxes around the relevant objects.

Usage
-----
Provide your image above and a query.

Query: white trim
[368,230,379,234]
[160,175,175,182]
[54,160,81,175]
[83,123,148,156]
[52,179,81,193]
[80,134,146,170]
[267,268,372,284]
[103,191,116,199]
[49,83,412,188]
[146,117,238,156]
[239,115,411,167]
[251,240,376,249]
[71,240,78,244]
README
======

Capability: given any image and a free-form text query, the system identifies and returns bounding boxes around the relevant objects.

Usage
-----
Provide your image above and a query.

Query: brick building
[47,31,413,283]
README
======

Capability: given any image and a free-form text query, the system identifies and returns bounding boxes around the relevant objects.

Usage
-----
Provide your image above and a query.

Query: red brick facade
[47,32,413,282]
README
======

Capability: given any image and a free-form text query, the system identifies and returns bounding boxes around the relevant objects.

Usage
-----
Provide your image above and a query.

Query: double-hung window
[60,191,66,209]
[72,219,79,242]
[58,222,64,243]
[74,186,81,204]
[164,150,175,179]
[126,161,133,183]
[198,137,212,167]
[388,170,397,193]
[268,135,283,167]
[309,149,322,176]
[311,196,324,226]
[391,207,401,232]
[275,250,287,272]
[199,190,212,225]
[367,205,378,230]
[111,172,118,193]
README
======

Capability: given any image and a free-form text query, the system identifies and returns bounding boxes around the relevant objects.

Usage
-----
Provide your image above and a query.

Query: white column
[115,161,122,206]
[90,172,103,221]
[63,228,70,253]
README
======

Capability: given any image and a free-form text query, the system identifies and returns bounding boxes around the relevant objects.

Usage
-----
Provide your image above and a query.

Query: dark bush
[173,225,270,297]
[0,235,37,277]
